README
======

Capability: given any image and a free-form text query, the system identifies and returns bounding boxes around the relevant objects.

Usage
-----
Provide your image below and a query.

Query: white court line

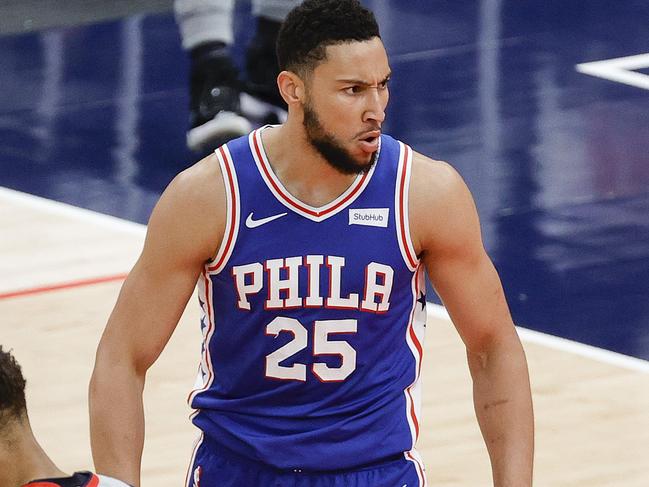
[4,186,648,374]
[427,304,649,374]
[576,52,649,91]
[0,186,146,235]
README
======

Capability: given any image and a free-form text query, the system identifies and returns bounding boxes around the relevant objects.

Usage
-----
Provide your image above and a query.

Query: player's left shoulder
[407,150,480,255]
[409,150,472,210]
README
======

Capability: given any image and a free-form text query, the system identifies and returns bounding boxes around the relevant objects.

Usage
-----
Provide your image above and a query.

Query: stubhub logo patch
[348,208,389,228]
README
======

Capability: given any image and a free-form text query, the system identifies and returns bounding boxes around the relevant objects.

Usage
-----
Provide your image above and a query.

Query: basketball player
[0,346,129,487]
[90,1,534,486]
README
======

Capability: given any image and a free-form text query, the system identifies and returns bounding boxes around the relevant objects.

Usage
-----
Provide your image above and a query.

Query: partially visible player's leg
[174,0,251,152]
[174,0,235,49]
[242,0,302,117]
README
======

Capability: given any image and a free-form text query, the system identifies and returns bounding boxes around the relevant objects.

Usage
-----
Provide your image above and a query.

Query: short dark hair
[0,346,27,429]
[277,0,380,75]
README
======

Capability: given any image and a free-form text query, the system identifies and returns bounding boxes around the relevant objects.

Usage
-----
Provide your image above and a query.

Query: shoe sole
[187,111,252,152]
[240,92,287,124]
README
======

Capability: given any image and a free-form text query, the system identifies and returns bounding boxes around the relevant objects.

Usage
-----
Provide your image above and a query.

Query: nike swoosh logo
[245,211,288,228]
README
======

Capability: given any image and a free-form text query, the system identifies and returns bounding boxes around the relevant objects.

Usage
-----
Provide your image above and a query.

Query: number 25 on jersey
[265,317,357,382]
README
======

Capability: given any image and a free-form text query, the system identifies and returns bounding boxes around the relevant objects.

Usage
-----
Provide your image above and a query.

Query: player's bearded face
[302,99,378,175]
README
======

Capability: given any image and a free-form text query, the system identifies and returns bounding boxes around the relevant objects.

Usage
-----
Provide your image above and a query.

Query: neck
[261,119,359,207]
[0,420,67,487]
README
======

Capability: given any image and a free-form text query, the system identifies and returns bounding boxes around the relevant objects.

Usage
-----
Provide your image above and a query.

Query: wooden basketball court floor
[2,186,648,486]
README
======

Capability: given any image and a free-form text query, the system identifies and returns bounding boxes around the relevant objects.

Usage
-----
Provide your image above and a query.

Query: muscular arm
[410,154,534,486]
[89,155,225,487]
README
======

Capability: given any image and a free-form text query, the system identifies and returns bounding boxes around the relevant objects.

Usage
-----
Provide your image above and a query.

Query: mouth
[357,130,381,153]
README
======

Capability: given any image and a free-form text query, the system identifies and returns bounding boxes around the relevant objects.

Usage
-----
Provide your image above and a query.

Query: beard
[303,102,378,175]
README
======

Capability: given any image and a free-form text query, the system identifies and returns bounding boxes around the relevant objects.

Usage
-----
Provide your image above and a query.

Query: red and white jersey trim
[403,264,427,447]
[395,142,419,271]
[405,449,428,486]
[187,145,236,404]
[207,144,240,274]
[187,270,217,405]
[249,127,377,222]
[184,432,205,487]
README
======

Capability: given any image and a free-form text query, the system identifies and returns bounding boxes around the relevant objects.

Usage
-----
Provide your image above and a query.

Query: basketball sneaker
[187,42,251,152]
[241,17,287,125]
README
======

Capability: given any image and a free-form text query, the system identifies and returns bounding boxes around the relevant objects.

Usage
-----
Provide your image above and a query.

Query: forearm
[89,354,146,487]
[468,332,534,486]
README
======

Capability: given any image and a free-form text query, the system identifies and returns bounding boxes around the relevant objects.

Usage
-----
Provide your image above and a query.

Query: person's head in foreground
[277,0,390,175]
[0,345,69,487]
[0,346,128,487]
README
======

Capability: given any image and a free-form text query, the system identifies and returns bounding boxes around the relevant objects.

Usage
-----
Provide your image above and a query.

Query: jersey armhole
[206,144,240,274]
[395,142,419,271]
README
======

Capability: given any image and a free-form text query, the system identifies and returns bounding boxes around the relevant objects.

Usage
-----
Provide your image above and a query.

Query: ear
[277,70,305,105]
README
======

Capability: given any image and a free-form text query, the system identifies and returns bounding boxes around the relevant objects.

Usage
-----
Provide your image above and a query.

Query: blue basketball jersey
[187,127,427,479]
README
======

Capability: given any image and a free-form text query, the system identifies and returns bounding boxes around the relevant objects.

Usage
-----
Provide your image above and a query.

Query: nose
[363,87,387,125]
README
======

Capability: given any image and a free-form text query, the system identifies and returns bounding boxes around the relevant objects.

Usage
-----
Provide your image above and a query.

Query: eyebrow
[336,72,392,86]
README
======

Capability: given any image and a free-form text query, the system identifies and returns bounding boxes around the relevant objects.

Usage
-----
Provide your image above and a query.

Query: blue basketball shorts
[185,434,427,487]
